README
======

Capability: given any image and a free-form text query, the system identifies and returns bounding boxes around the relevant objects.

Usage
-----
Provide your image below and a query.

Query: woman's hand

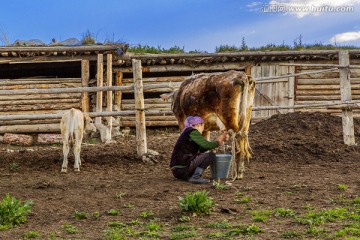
[217,131,228,145]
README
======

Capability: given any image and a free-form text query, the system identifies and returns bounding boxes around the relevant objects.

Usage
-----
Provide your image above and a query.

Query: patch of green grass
[234,195,251,204]
[251,210,272,222]
[103,226,139,239]
[169,231,199,240]
[9,162,18,170]
[22,231,40,239]
[178,190,214,214]
[81,29,96,45]
[353,197,360,205]
[73,211,87,220]
[127,219,142,226]
[92,211,100,220]
[178,215,191,222]
[206,219,232,229]
[224,224,263,237]
[273,208,296,218]
[140,210,154,219]
[146,220,161,231]
[171,224,196,232]
[115,192,126,199]
[62,224,79,234]
[304,226,326,236]
[128,44,185,54]
[297,207,349,226]
[0,193,33,230]
[108,221,127,228]
[280,230,301,238]
[338,184,349,191]
[212,179,228,190]
[107,209,119,216]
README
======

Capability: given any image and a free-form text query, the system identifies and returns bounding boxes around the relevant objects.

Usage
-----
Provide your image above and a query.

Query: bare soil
[1,112,360,239]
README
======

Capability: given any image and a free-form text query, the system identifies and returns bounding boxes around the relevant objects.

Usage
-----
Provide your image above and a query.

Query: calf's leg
[61,140,70,173]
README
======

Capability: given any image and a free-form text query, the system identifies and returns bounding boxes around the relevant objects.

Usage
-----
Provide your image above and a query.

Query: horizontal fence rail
[0,82,182,95]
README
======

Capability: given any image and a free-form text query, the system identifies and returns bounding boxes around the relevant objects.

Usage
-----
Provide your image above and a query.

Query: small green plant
[107,209,119,216]
[115,192,126,199]
[223,224,263,237]
[212,179,228,190]
[127,219,142,225]
[206,219,232,229]
[338,184,349,191]
[172,224,196,232]
[103,227,137,240]
[123,203,134,208]
[178,215,190,222]
[92,211,100,220]
[169,231,199,240]
[81,29,96,45]
[62,224,79,234]
[108,221,127,228]
[178,190,214,214]
[140,210,154,219]
[146,220,161,231]
[22,230,40,239]
[280,230,301,238]
[234,192,252,204]
[273,208,296,217]
[251,210,272,222]
[9,162,18,170]
[73,210,87,220]
[0,193,33,230]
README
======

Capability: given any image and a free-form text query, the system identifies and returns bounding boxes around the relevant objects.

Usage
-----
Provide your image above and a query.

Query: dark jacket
[170,127,218,167]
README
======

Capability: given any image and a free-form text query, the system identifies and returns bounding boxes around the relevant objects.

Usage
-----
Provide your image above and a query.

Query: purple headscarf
[184,116,204,128]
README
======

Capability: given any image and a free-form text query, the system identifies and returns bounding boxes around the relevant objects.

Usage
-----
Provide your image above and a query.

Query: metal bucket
[210,154,232,179]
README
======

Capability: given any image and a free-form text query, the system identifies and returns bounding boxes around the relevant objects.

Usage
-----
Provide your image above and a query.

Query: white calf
[60,108,96,173]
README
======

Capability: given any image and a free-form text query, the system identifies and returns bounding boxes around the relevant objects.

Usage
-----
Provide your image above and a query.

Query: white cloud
[268,0,360,18]
[330,31,360,43]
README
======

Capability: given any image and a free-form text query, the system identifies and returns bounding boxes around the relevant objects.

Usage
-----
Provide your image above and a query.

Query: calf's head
[84,115,96,134]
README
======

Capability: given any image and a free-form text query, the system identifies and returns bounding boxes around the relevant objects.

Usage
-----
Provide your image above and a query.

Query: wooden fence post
[132,59,147,156]
[81,60,90,113]
[339,50,355,145]
[96,54,104,125]
[106,54,113,133]
[115,72,123,111]
[288,60,295,113]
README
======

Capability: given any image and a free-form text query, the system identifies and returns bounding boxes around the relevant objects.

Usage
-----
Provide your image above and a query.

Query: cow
[165,70,256,180]
[60,108,97,173]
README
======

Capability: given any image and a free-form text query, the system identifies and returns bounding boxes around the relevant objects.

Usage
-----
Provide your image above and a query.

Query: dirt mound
[250,112,360,164]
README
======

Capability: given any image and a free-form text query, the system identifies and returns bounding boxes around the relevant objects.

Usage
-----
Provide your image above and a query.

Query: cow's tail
[68,108,76,144]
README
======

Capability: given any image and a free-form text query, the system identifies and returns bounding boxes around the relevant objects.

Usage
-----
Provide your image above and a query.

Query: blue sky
[1,0,360,52]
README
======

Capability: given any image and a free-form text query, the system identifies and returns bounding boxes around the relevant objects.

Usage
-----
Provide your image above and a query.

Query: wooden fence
[1,51,360,151]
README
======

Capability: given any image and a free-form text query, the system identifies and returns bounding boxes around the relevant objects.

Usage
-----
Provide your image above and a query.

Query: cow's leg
[61,139,70,173]
[237,155,245,180]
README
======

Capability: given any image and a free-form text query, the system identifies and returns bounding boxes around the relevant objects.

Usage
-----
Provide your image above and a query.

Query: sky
[1,0,360,53]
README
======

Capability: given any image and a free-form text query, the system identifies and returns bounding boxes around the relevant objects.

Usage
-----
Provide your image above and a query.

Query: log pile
[295,64,360,117]
[0,77,82,133]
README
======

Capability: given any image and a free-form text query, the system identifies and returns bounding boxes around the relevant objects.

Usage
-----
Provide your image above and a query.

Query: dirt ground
[1,111,360,239]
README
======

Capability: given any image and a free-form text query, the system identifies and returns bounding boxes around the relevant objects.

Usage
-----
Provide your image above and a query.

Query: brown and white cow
[60,108,96,173]
[167,70,256,180]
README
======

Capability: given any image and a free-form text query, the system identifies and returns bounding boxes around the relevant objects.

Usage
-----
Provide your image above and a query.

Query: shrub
[178,190,214,214]
[0,193,33,230]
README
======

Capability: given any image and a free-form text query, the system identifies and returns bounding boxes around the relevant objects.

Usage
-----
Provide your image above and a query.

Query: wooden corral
[1,47,360,138]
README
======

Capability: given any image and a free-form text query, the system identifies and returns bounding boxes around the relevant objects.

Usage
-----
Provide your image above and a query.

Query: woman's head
[184,116,205,130]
